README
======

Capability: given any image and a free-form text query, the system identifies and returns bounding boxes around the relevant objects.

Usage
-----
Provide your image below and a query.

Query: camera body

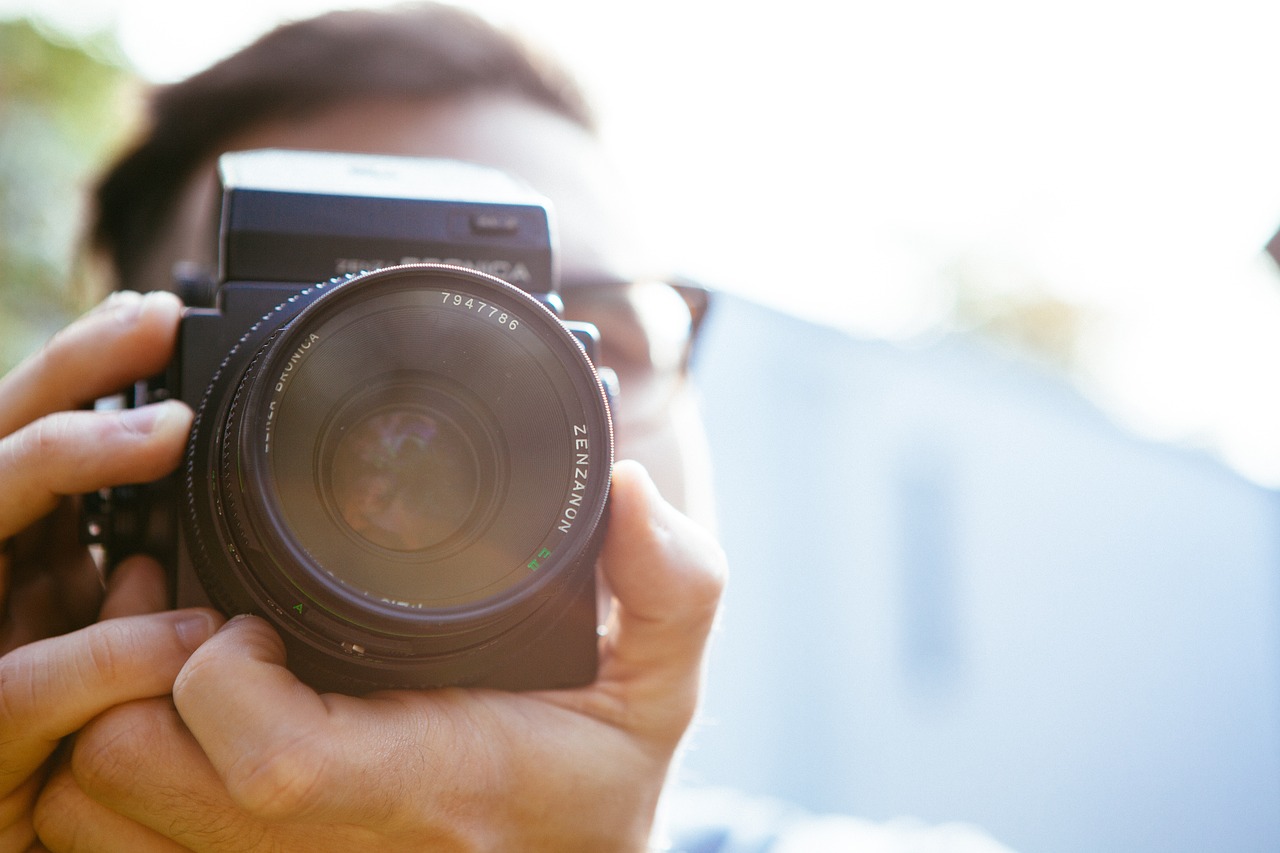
[91,150,614,694]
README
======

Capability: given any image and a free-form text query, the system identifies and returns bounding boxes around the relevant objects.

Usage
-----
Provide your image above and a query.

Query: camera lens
[328,404,479,553]
[317,371,504,559]
[287,365,511,605]
[184,265,612,690]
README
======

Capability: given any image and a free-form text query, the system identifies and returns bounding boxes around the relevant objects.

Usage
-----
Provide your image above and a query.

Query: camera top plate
[218,149,556,293]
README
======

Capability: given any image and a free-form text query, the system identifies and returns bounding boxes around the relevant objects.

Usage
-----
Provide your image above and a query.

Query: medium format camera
[87,149,614,694]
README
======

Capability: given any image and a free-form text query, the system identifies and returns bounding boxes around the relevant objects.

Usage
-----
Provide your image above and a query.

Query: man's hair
[92,3,595,288]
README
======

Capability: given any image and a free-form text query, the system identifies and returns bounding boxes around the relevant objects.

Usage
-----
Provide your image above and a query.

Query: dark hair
[92,3,595,288]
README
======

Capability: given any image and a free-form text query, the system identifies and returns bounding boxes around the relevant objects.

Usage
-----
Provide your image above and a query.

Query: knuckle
[22,413,68,462]
[12,409,135,476]
[29,327,75,387]
[70,617,148,694]
[170,642,215,700]
[0,653,38,733]
[223,737,330,821]
[181,815,269,853]
[670,523,729,622]
[692,536,729,604]
[71,701,157,795]
[80,631,124,686]
[17,411,93,467]
[0,650,61,751]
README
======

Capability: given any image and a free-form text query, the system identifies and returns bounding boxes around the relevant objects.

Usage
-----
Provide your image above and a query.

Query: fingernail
[175,611,219,652]
[119,401,170,436]
[106,290,144,323]
[139,289,178,316]
[122,400,192,437]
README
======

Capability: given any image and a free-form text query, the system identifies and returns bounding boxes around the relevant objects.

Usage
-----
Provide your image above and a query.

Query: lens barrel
[182,265,613,692]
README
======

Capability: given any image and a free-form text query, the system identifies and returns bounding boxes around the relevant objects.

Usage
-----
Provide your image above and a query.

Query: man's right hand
[0,289,191,651]
[0,290,203,851]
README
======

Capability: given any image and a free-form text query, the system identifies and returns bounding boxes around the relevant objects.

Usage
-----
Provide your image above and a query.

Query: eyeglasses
[558,276,712,437]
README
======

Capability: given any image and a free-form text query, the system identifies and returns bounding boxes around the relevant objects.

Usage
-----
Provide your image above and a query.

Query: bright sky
[9,0,1280,487]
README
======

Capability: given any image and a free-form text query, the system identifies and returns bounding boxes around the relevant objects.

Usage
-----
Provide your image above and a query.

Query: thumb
[596,460,726,709]
[172,615,342,820]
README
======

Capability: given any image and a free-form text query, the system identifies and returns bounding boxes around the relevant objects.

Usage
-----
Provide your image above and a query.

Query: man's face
[155,94,715,525]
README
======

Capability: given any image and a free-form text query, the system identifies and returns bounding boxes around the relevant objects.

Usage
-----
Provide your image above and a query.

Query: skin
[0,94,727,851]
[0,290,217,851]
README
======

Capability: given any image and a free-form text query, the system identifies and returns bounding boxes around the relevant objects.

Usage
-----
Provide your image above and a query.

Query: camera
[85,149,614,694]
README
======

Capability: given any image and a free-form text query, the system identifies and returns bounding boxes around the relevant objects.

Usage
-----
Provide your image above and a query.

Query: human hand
[0,289,196,851]
[0,556,222,853]
[0,289,192,656]
[35,460,727,852]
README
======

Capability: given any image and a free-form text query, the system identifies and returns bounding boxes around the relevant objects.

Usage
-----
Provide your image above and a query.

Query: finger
[594,460,727,723]
[28,498,105,623]
[0,400,193,541]
[97,556,169,621]
[2,532,166,656]
[0,770,43,852]
[0,609,219,795]
[0,558,100,655]
[36,752,186,853]
[172,617,429,825]
[172,616,342,821]
[67,697,267,852]
[0,501,104,653]
[0,290,182,439]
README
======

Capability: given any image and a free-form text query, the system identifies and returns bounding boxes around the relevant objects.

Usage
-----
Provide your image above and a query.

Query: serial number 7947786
[441,292,520,330]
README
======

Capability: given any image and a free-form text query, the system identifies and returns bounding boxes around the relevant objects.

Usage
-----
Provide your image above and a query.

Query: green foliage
[0,17,140,372]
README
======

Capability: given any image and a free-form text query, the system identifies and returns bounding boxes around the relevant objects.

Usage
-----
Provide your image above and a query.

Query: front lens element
[330,406,478,553]
[226,266,612,624]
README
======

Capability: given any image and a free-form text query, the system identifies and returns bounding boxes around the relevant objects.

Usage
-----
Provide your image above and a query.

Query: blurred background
[2,2,1279,851]
[4,0,1280,487]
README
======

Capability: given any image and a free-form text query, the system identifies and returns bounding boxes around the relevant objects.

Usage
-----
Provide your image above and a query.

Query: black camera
[86,149,614,694]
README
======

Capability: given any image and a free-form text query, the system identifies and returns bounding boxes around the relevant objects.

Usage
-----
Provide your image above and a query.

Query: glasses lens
[560,279,710,432]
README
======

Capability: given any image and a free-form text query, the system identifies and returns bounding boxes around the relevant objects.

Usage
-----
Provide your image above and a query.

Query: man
[0,5,724,850]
